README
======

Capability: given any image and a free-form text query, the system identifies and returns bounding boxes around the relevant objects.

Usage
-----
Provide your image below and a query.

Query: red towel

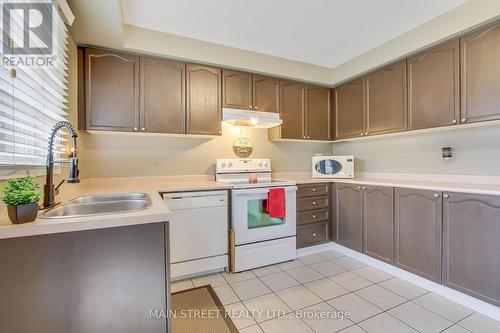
[266,188,286,218]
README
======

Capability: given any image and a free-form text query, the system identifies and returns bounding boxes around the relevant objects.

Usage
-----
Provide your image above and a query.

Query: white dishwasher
[163,190,228,281]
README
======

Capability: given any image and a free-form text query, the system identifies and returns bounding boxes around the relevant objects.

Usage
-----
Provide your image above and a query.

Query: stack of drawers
[297,183,331,248]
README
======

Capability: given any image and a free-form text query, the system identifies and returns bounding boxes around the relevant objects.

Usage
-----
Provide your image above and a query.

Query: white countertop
[273,172,500,196]
[2,172,500,240]
[0,176,232,240]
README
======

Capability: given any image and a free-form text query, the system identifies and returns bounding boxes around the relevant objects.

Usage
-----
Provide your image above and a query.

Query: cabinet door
[222,70,252,110]
[365,61,407,135]
[186,64,222,135]
[253,75,280,112]
[140,57,185,134]
[461,22,500,123]
[280,81,305,139]
[443,192,500,307]
[395,188,442,282]
[336,183,363,251]
[408,39,460,129]
[85,48,139,131]
[363,186,394,264]
[334,79,365,139]
[306,85,331,140]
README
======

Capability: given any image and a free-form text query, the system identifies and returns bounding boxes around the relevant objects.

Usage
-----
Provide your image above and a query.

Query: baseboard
[297,242,500,321]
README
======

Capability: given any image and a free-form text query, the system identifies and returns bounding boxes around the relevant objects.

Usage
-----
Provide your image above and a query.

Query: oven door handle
[232,186,297,195]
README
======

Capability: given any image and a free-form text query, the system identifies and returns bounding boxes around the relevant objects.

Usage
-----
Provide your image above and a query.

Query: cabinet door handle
[443,194,449,199]
[461,118,467,123]
[254,106,258,110]
[141,127,146,131]
[360,133,364,136]
[452,119,457,124]
[361,186,366,190]
[133,127,138,131]
[357,186,361,190]
[433,193,440,198]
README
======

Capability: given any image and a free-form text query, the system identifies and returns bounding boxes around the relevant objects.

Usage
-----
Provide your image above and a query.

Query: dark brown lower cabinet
[336,183,362,251]
[0,222,169,333]
[297,183,332,248]
[363,185,394,264]
[443,192,500,307]
[395,188,442,283]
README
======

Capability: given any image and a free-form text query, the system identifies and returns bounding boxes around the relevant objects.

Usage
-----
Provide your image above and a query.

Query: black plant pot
[7,203,39,224]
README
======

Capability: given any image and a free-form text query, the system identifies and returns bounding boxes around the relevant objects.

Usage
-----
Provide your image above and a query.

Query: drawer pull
[312,201,316,205]
[312,188,316,192]
[312,233,317,237]
[312,215,316,218]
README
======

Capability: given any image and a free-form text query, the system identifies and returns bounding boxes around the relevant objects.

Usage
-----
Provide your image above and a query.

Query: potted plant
[2,176,41,224]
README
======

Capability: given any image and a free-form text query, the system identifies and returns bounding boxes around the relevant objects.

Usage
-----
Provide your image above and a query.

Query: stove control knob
[221,162,226,169]
[228,162,233,168]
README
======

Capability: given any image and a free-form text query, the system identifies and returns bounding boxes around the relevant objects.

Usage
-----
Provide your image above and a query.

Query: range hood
[221,108,283,128]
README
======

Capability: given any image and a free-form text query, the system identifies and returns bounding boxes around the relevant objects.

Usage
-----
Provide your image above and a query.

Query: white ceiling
[120,0,468,68]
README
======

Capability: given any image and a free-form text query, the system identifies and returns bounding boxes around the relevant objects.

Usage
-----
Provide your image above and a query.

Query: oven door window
[247,199,284,229]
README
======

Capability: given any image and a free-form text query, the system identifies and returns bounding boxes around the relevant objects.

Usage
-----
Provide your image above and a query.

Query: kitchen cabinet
[407,39,460,129]
[334,79,365,139]
[222,69,253,110]
[269,81,305,139]
[306,86,331,140]
[365,61,407,135]
[186,64,222,135]
[253,75,280,112]
[297,183,331,248]
[395,188,442,283]
[443,192,500,307]
[335,183,362,251]
[222,70,280,112]
[0,222,169,333]
[460,22,500,124]
[363,185,394,264]
[140,57,185,134]
[85,48,139,131]
[270,82,331,141]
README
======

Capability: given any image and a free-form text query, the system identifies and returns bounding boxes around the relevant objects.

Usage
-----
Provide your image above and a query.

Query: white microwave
[312,155,354,179]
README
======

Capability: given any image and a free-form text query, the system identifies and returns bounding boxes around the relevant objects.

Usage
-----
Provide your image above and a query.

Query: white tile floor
[170,249,500,333]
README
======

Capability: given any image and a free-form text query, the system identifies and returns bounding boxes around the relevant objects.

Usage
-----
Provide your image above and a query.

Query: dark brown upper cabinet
[186,64,222,135]
[395,188,443,283]
[365,60,407,135]
[363,185,394,264]
[335,183,363,252]
[253,75,280,112]
[306,86,331,140]
[270,80,305,140]
[461,22,500,124]
[85,48,139,131]
[334,79,365,140]
[269,82,331,141]
[442,192,500,307]
[222,69,252,110]
[140,57,185,134]
[408,39,460,130]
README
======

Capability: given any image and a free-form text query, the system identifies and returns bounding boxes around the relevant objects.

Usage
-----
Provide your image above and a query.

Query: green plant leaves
[2,176,41,206]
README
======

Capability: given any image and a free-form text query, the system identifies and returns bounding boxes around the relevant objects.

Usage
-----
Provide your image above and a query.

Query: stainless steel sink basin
[41,193,151,219]
[70,192,149,203]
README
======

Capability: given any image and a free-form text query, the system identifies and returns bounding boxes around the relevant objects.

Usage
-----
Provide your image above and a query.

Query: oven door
[231,186,297,245]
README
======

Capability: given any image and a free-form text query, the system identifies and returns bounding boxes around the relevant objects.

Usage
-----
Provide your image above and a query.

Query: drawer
[298,183,329,198]
[298,196,329,211]
[298,209,329,225]
[297,222,329,248]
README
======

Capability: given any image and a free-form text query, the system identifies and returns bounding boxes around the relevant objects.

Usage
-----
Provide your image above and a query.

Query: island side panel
[0,222,167,333]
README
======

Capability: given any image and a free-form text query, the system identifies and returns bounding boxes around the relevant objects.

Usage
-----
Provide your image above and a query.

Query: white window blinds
[0,0,69,166]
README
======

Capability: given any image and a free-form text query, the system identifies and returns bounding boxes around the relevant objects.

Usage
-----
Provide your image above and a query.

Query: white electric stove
[216,159,297,272]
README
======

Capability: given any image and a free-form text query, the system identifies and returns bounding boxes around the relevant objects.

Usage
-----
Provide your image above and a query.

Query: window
[0,0,69,168]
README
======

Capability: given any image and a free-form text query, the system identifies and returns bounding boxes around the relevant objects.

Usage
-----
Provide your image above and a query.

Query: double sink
[41,193,151,219]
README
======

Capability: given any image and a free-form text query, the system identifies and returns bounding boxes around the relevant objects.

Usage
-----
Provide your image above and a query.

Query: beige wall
[332,124,500,176]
